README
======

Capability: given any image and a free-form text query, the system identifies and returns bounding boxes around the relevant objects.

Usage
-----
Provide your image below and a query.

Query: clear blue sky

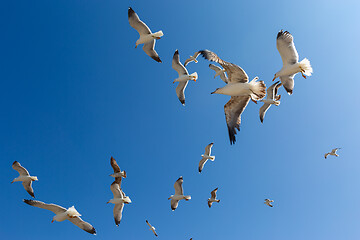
[1,0,360,239]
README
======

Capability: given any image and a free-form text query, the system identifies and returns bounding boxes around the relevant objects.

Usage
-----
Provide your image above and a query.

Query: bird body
[173,72,198,83]
[109,156,127,179]
[212,80,255,96]
[135,31,163,47]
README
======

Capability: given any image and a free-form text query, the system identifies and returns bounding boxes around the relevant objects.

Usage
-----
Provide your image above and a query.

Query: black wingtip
[12,161,18,165]
[228,126,237,145]
[128,7,135,17]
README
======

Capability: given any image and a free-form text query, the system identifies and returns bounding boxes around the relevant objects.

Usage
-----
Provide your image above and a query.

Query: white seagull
[208,188,220,208]
[184,51,200,66]
[273,30,313,95]
[107,179,132,226]
[264,199,274,207]
[168,176,191,211]
[146,220,158,237]
[259,81,282,123]
[109,156,127,179]
[128,7,163,63]
[199,143,215,173]
[11,161,38,198]
[199,49,266,144]
[23,199,96,234]
[209,64,228,83]
[324,148,341,159]
[172,50,198,105]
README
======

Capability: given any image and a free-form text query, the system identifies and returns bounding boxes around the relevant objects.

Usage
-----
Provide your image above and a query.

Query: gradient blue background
[1,0,360,239]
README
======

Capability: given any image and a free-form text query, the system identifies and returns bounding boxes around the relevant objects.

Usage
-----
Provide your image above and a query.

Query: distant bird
[184,51,200,66]
[128,7,163,62]
[273,30,313,95]
[107,179,132,226]
[259,81,282,123]
[324,148,341,159]
[109,156,127,179]
[264,199,274,207]
[11,161,38,198]
[146,220,158,237]
[199,143,215,173]
[168,176,191,211]
[209,64,228,83]
[199,49,266,144]
[172,50,198,105]
[208,188,220,208]
[23,199,96,234]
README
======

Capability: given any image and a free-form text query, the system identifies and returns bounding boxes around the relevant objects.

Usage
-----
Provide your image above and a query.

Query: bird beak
[211,91,216,94]
[10,181,14,184]
[135,45,138,48]
[272,76,276,81]
[195,60,198,63]
[168,197,171,200]
[156,37,161,40]
[106,201,109,204]
[51,220,54,223]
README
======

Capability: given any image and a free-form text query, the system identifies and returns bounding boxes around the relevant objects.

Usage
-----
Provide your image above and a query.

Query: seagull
[324,148,341,159]
[208,188,220,208]
[11,161,38,198]
[128,7,163,63]
[199,49,266,144]
[146,220,158,237]
[273,30,313,95]
[107,178,132,226]
[259,81,282,123]
[23,199,96,234]
[264,199,274,207]
[172,50,198,105]
[209,64,228,83]
[184,51,200,66]
[109,156,127,179]
[199,143,215,173]
[168,176,191,211]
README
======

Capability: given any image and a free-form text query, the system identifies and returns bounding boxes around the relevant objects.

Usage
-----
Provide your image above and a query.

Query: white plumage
[11,161,38,198]
[107,179,131,226]
[259,81,282,123]
[168,176,191,211]
[184,51,200,66]
[198,143,215,173]
[208,188,220,208]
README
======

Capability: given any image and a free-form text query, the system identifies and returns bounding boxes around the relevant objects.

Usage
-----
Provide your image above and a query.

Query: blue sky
[1,0,360,239]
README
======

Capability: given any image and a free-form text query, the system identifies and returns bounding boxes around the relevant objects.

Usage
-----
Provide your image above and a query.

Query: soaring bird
[172,50,198,105]
[11,161,38,198]
[264,199,274,207]
[146,220,158,237]
[324,148,341,159]
[184,51,200,66]
[199,49,266,144]
[208,188,220,208]
[109,156,127,179]
[209,64,228,83]
[259,81,282,123]
[107,178,132,226]
[273,30,313,95]
[23,199,96,234]
[168,176,191,211]
[128,7,163,62]
[198,143,215,173]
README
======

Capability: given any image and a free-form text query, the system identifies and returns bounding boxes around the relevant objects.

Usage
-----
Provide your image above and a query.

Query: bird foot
[251,99,257,104]
[272,76,276,81]
[301,72,307,79]
[156,37,161,40]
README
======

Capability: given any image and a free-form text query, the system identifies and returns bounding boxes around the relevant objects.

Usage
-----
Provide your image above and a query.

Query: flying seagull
[209,64,228,83]
[128,7,163,62]
[184,51,200,66]
[11,161,38,198]
[199,49,266,144]
[264,199,274,207]
[107,178,132,226]
[273,30,313,95]
[168,176,191,211]
[23,199,96,234]
[208,188,220,208]
[324,148,341,159]
[109,156,127,179]
[146,220,158,237]
[259,81,282,123]
[172,50,198,105]
[199,143,215,173]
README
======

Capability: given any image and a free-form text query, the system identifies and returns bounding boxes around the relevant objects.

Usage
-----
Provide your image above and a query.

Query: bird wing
[172,50,188,76]
[146,220,152,228]
[276,30,299,66]
[279,74,295,95]
[174,177,184,195]
[324,153,329,159]
[209,64,229,83]
[224,96,251,144]
[259,103,271,123]
[267,81,281,99]
[143,39,162,63]
[199,50,248,83]
[110,156,121,173]
[211,188,218,199]
[152,228,158,236]
[198,158,207,173]
[208,200,212,208]
[22,180,35,198]
[171,199,179,211]
[175,81,188,106]
[204,142,213,155]
[113,203,124,226]
[110,181,122,198]
[128,7,152,36]
[68,216,96,235]
[332,148,340,154]
[12,161,30,176]
[23,199,66,214]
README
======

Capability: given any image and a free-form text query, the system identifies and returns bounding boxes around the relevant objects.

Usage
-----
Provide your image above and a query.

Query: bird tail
[274,100,280,106]
[299,58,313,76]
[185,195,191,200]
[209,156,215,161]
[249,77,266,100]
[30,176,38,181]
[189,72,198,81]
[152,31,164,38]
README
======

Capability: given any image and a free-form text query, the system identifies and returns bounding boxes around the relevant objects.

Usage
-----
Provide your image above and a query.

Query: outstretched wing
[174,177,184,195]
[22,180,35,198]
[12,161,30,176]
[23,199,66,214]
[143,39,162,63]
[172,50,188,76]
[113,203,124,226]
[198,158,207,173]
[276,30,299,66]
[204,143,213,155]
[128,7,152,36]
[175,81,188,106]
[110,156,120,173]
[68,216,96,235]
[211,188,218,199]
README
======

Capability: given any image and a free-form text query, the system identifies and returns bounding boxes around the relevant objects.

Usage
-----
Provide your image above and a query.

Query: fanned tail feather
[299,58,312,76]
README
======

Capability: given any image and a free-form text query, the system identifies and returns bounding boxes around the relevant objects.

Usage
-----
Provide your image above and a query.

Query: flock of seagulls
[9,6,342,238]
